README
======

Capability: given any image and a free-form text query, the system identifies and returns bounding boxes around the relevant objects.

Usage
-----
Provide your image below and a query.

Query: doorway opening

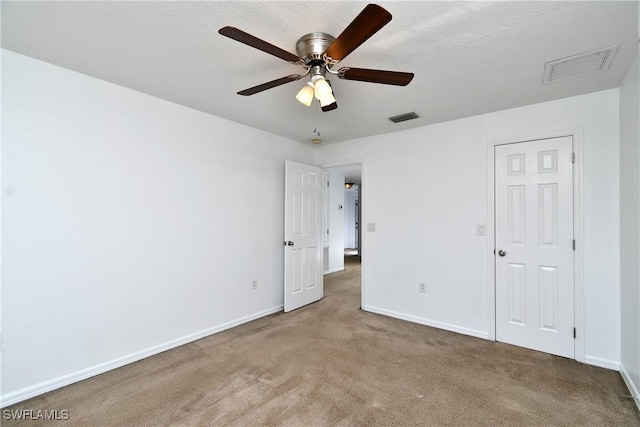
[322,162,363,308]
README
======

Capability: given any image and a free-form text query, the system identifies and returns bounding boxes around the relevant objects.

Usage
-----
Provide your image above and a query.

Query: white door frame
[486,128,584,363]
[354,198,360,249]
[319,158,366,309]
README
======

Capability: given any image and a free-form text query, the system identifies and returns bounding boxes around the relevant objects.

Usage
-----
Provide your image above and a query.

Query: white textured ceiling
[2,1,638,145]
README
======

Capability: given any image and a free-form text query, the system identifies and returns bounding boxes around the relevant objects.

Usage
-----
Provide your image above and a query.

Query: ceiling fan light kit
[295,82,315,106]
[219,3,414,112]
[314,78,336,107]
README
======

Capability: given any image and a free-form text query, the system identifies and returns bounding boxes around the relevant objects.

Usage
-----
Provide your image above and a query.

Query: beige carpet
[5,256,639,426]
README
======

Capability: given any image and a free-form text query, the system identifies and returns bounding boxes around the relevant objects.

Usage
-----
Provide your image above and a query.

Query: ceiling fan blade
[324,4,392,63]
[338,67,414,86]
[237,75,304,96]
[219,26,302,64]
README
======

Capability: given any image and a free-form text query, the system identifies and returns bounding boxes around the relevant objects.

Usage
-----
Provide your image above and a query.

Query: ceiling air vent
[389,112,420,123]
[543,45,619,84]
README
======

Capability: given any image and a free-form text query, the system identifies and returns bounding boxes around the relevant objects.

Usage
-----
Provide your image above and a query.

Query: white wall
[325,169,345,274]
[315,89,621,366]
[1,50,314,405]
[1,46,630,407]
[620,48,640,404]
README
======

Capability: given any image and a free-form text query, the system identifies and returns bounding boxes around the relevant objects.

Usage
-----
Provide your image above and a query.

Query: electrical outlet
[419,282,426,293]
[252,280,258,290]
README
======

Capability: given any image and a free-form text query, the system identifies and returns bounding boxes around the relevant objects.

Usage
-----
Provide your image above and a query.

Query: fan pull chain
[313,99,322,138]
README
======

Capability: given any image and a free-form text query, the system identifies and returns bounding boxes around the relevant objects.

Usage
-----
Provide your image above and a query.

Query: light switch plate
[477,224,486,236]
[367,223,376,232]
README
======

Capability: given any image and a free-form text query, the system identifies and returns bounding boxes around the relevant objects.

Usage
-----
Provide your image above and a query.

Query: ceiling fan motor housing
[296,32,335,65]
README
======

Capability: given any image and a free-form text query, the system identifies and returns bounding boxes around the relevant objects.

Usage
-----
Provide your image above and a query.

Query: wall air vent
[543,45,619,84]
[389,112,420,123]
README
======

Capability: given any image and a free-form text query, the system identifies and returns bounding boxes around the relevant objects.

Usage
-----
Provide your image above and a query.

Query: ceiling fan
[218,3,414,112]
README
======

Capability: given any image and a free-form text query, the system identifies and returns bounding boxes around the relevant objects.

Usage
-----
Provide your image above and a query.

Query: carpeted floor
[5,255,640,426]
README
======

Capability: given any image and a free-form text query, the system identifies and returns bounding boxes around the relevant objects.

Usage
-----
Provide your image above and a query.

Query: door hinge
[573,240,576,251]
[327,181,330,186]
[327,229,329,235]
[571,152,575,164]
[573,328,576,339]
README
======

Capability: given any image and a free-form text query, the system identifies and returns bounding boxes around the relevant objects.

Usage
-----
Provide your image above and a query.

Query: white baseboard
[0,305,283,408]
[363,305,489,340]
[323,267,345,275]
[620,364,640,411]
[584,355,620,371]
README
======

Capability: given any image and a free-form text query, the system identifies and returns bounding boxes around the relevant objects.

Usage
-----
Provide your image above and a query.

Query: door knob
[287,241,294,246]
[498,249,506,257]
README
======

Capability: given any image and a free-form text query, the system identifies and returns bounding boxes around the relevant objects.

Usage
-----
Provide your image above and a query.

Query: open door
[284,160,323,312]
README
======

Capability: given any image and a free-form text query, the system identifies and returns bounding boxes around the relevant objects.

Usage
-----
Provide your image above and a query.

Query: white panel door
[495,136,574,358]
[284,160,323,312]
